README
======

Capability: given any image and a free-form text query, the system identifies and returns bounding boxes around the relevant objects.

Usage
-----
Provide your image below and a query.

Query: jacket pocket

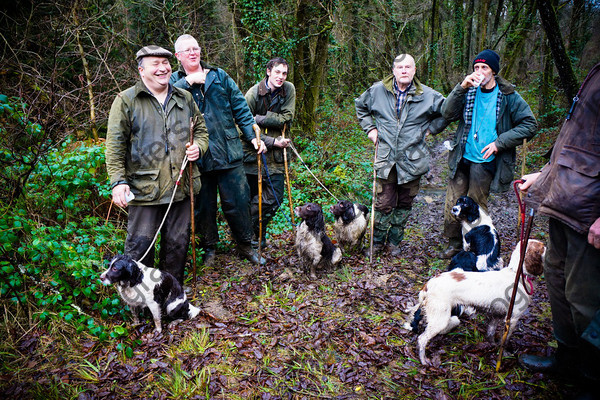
[225,129,244,164]
[128,169,160,201]
[182,165,202,195]
[403,144,430,177]
[543,146,600,227]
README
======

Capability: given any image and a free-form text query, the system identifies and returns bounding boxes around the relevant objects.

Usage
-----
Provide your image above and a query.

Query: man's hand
[112,184,131,208]
[251,138,267,154]
[518,172,541,192]
[274,137,290,148]
[367,129,378,144]
[460,72,484,89]
[185,69,207,85]
[588,218,600,249]
[481,142,498,159]
[186,142,200,161]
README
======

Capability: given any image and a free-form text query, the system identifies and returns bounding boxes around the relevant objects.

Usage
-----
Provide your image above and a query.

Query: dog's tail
[332,247,342,266]
[404,291,426,333]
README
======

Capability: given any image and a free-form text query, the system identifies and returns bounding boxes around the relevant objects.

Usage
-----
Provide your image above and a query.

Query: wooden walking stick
[282,124,295,225]
[369,140,379,264]
[189,116,198,295]
[254,124,263,263]
[496,207,535,372]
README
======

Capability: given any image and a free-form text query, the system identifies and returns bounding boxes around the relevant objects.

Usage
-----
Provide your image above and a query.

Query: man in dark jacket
[440,50,537,258]
[518,63,600,398]
[243,57,295,248]
[355,54,448,256]
[170,34,266,266]
[106,45,209,284]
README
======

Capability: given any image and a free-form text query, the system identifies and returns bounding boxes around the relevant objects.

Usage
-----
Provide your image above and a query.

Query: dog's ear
[524,241,545,276]
[123,257,144,286]
[358,204,369,216]
[313,204,325,232]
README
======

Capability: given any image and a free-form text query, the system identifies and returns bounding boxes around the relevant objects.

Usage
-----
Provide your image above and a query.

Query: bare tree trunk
[568,0,585,57]
[537,0,579,103]
[292,0,333,136]
[452,0,464,68]
[72,2,98,141]
[465,0,475,67]
[476,0,491,50]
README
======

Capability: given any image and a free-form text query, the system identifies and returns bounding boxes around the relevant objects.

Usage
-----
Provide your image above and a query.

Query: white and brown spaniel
[100,255,200,333]
[295,202,342,280]
[330,200,369,253]
[405,239,546,365]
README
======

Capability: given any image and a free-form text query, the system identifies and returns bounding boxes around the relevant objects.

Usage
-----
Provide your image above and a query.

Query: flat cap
[136,45,173,61]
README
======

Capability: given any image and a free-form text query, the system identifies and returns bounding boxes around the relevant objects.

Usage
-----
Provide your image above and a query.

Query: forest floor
[1,139,579,399]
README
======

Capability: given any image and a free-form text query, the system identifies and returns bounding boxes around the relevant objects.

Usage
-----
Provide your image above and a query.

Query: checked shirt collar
[393,79,412,120]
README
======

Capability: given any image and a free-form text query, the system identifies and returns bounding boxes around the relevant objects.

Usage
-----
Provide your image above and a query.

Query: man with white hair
[170,34,266,266]
[355,54,448,256]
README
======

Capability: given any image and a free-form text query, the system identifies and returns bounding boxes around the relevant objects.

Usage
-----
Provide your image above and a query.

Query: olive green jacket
[105,81,209,205]
[355,76,448,184]
[243,79,296,175]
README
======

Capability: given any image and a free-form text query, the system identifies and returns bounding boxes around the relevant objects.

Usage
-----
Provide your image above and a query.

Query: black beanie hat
[473,49,500,74]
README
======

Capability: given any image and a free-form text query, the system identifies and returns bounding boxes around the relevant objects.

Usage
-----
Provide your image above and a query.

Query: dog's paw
[188,305,201,319]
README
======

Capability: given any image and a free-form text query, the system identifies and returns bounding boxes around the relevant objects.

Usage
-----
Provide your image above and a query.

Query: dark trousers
[196,165,253,247]
[545,218,600,348]
[247,173,285,238]
[125,198,191,284]
[443,158,495,244]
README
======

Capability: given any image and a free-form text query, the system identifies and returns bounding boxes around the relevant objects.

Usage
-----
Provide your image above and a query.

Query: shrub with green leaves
[0,97,127,339]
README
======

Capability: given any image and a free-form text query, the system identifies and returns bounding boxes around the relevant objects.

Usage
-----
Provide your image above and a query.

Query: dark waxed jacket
[355,76,448,184]
[243,79,296,175]
[105,81,208,206]
[442,76,537,193]
[170,62,256,172]
[527,63,600,235]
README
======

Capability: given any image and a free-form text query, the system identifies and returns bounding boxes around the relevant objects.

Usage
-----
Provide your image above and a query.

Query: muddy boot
[203,247,216,267]
[236,243,266,265]
[367,210,389,257]
[387,208,410,256]
[439,237,462,259]
[518,342,578,378]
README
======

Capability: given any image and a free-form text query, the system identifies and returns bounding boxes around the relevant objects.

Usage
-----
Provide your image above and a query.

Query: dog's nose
[451,206,460,214]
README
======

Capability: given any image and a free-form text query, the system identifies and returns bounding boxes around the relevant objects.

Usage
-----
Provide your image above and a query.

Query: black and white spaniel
[100,255,200,333]
[330,200,369,252]
[405,239,546,365]
[452,196,502,271]
[295,203,342,279]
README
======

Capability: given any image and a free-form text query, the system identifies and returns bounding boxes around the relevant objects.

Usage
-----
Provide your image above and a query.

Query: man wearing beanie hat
[105,45,209,284]
[439,49,537,259]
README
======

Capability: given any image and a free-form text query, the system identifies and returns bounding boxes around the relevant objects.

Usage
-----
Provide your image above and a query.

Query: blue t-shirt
[464,85,499,163]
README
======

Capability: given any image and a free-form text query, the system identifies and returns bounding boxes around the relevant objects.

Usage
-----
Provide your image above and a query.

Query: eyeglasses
[178,47,200,55]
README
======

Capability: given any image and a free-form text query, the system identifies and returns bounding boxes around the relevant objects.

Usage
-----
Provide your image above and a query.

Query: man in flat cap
[439,49,537,259]
[105,45,209,284]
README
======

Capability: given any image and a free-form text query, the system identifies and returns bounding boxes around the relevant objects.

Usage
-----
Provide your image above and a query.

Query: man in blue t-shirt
[439,50,537,259]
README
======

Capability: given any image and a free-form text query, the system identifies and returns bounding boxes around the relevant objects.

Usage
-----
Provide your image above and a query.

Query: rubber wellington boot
[518,343,578,378]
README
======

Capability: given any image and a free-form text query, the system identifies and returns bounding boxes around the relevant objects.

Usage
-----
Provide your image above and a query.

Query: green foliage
[0,105,126,339]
